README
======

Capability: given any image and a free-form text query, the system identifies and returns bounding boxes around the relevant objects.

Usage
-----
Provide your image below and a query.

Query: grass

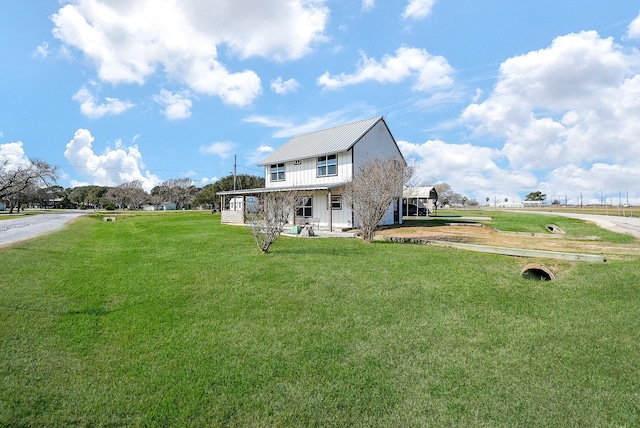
[1,211,640,426]
[430,209,637,244]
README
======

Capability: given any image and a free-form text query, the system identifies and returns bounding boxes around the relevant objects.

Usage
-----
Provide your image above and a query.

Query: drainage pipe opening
[522,263,555,281]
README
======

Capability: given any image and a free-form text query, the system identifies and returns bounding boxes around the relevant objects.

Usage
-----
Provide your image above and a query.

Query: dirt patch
[379,224,640,259]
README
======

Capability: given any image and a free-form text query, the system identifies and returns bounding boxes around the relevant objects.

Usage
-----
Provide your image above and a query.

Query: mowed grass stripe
[1,211,639,426]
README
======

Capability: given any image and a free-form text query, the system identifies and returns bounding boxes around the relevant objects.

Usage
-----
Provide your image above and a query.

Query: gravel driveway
[0,211,88,248]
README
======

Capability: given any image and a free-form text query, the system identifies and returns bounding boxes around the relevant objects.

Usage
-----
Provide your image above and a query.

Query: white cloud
[245,145,276,166]
[398,139,534,198]
[154,89,193,120]
[63,128,160,191]
[402,0,436,20]
[270,77,301,95]
[362,0,375,11]
[541,163,640,204]
[626,13,640,40]
[198,176,219,186]
[51,0,329,107]
[318,46,454,92]
[242,115,293,129]
[32,42,50,59]
[244,110,374,139]
[463,31,640,171]
[73,86,134,118]
[0,142,31,170]
[199,141,236,158]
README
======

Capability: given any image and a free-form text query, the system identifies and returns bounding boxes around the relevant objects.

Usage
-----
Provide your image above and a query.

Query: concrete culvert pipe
[546,224,565,234]
[521,263,555,281]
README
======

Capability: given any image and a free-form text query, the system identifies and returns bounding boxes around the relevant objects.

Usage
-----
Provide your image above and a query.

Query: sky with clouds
[2,0,640,204]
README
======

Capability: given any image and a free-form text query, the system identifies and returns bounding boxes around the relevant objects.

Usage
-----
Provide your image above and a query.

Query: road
[519,211,640,239]
[0,211,87,248]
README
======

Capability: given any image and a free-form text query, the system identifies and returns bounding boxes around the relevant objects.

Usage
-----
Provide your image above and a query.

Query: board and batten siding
[353,120,404,170]
[352,120,403,226]
[307,190,353,229]
[264,150,353,188]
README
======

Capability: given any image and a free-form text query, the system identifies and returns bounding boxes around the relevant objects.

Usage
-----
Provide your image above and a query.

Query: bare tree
[343,158,413,243]
[0,158,58,213]
[247,190,299,253]
[153,178,197,209]
[106,180,147,209]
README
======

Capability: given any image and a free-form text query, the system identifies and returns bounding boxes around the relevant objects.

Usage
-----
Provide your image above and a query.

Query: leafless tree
[155,178,196,209]
[106,180,147,209]
[343,158,413,243]
[0,158,58,213]
[247,190,299,253]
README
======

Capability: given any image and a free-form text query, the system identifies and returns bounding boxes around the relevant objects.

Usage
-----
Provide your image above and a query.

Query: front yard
[1,211,639,426]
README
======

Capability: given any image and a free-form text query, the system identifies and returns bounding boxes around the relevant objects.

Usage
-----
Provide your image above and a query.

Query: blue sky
[2,0,640,204]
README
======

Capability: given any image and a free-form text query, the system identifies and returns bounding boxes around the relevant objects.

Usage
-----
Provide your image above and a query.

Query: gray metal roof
[218,183,346,196]
[258,116,383,166]
[403,186,438,198]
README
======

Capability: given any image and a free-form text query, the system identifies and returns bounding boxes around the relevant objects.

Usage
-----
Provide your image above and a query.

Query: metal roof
[218,183,346,196]
[258,116,383,166]
[403,186,438,198]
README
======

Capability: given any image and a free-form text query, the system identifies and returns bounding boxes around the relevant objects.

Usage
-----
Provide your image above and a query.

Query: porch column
[328,189,333,232]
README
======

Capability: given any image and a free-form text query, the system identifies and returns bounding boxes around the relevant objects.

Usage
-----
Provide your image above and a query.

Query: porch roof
[217,183,347,196]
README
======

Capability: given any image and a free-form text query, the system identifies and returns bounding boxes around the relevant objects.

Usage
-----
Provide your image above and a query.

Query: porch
[217,184,348,232]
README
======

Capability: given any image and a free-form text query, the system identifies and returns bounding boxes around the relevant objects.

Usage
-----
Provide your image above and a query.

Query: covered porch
[217,184,349,232]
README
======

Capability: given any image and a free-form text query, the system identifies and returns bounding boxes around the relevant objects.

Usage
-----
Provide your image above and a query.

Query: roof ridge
[291,116,382,138]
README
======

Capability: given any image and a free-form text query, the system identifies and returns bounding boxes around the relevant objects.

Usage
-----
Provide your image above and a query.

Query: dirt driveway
[0,211,87,248]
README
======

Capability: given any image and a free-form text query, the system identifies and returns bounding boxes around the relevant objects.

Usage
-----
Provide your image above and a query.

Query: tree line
[0,157,264,213]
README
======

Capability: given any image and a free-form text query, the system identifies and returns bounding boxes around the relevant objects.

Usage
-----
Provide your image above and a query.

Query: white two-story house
[219,116,406,231]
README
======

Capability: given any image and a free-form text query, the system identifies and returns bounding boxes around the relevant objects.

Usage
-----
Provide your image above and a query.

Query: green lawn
[430,209,637,243]
[1,211,640,426]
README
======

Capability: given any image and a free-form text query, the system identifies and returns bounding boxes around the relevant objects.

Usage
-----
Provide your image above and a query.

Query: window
[327,195,342,210]
[296,196,312,218]
[317,154,337,177]
[270,163,285,181]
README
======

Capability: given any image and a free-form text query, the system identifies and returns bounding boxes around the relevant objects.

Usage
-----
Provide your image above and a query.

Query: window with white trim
[270,163,285,181]
[317,154,337,177]
[327,195,342,210]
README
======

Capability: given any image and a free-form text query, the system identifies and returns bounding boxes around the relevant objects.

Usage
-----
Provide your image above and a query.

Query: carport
[402,186,438,217]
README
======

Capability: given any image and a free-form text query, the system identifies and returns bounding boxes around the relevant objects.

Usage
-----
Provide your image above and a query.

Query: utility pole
[233,154,237,191]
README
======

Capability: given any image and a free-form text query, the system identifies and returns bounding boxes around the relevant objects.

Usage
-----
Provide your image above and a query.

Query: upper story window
[317,154,337,177]
[270,163,285,181]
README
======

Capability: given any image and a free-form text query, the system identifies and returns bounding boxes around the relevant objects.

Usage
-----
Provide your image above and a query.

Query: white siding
[353,120,403,170]
[297,190,353,229]
[259,118,403,229]
[265,151,353,188]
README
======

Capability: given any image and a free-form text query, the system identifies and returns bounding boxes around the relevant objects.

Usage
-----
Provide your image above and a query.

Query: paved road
[0,211,87,248]
[519,211,640,239]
